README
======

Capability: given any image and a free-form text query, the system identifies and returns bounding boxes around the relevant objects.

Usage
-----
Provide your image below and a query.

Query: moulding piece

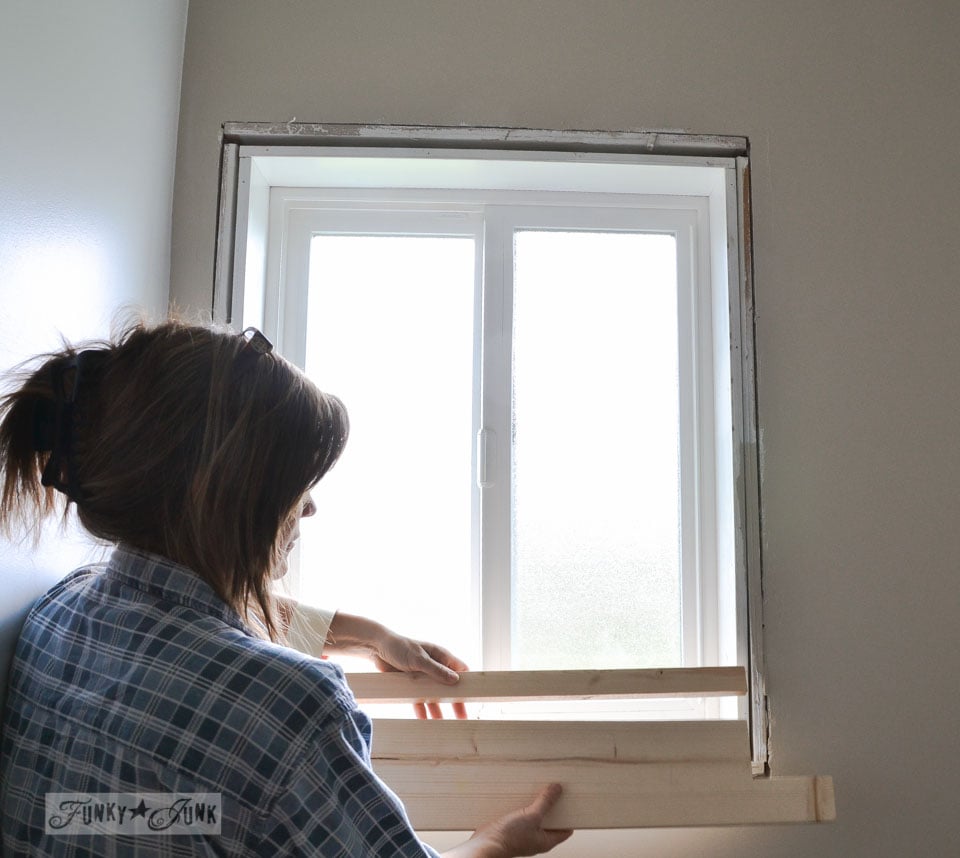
[373,756,835,829]
[371,718,748,765]
[347,667,748,704]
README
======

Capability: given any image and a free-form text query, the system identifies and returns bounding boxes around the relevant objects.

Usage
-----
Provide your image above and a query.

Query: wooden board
[371,719,748,764]
[347,667,748,704]
[373,758,835,829]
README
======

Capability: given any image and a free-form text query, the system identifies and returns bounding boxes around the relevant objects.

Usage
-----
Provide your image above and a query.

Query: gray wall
[170,2,960,855]
[0,0,188,707]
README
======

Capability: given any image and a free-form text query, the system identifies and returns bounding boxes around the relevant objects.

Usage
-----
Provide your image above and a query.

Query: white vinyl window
[219,131,763,747]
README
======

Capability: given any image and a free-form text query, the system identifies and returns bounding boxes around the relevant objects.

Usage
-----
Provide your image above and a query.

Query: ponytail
[0,319,348,642]
[0,346,110,538]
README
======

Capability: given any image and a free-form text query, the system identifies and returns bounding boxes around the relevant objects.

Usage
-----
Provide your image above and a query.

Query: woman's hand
[443,784,573,858]
[326,612,469,719]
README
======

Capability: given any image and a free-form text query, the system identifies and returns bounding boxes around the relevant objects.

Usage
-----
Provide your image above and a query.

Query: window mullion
[479,208,513,671]
[270,203,314,369]
[676,218,704,675]
[694,203,720,669]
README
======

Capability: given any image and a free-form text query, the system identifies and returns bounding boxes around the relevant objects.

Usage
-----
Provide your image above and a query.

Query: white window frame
[213,125,767,770]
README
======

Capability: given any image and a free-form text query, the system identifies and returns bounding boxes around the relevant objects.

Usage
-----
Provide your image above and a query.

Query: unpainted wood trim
[347,667,748,704]
[374,758,835,829]
[370,719,748,764]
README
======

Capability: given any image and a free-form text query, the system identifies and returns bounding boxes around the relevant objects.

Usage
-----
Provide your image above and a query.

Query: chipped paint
[221,121,748,158]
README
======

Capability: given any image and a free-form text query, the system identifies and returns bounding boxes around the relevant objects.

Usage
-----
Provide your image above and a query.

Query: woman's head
[0,319,348,639]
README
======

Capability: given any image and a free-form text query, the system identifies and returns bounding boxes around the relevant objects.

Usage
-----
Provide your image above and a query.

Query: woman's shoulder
[22,561,361,737]
[186,634,368,795]
[232,634,360,717]
[22,562,107,619]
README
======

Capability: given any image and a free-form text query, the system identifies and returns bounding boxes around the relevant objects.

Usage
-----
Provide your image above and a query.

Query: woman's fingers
[418,643,468,683]
[422,643,470,674]
[411,700,469,719]
[372,632,471,718]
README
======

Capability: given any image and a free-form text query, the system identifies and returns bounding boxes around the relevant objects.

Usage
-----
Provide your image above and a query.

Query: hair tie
[37,349,109,501]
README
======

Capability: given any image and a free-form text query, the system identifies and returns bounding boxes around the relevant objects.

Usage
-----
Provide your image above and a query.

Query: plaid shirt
[1,546,439,857]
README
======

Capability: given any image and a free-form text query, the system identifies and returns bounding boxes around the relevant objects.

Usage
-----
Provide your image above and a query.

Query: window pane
[298,235,477,668]
[511,230,681,670]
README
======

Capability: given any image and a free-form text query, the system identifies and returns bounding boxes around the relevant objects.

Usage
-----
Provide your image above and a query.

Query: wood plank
[372,759,834,829]
[347,667,748,704]
[371,719,748,764]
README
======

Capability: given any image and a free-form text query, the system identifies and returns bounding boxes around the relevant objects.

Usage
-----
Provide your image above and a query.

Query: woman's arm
[326,611,470,720]
[325,611,465,681]
[279,600,469,719]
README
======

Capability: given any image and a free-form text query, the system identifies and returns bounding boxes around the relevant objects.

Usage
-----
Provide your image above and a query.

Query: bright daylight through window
[222,130,761,736]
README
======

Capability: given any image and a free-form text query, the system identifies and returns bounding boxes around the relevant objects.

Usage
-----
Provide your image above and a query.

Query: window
[216,126,765,764]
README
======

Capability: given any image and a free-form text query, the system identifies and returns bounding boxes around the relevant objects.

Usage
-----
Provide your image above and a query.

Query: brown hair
[0,319,348,641]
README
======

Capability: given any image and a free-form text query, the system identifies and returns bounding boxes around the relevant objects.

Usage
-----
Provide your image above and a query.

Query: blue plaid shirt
[1,546,440,857]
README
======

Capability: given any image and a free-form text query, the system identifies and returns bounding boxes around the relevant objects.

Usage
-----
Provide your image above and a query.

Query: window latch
[477,428,496,488]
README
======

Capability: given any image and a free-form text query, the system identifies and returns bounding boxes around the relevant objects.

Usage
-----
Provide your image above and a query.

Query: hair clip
[39,349,109,500]
[241,327,274,355]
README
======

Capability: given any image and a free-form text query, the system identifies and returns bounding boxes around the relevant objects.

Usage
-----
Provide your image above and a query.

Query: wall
[170,2,960,855]
[0,0,188,702]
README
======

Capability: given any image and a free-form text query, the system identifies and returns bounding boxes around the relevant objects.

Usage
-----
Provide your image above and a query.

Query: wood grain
[347,667,748,704]
[371,718,748,764]
[372,758,835,829]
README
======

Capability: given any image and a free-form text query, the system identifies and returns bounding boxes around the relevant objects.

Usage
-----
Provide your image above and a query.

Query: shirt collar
[105,544,251,634]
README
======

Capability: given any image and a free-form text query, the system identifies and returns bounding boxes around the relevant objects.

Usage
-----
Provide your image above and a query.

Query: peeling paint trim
[220,122,748,158]
[212,143,238,323]
[735,155,770,774]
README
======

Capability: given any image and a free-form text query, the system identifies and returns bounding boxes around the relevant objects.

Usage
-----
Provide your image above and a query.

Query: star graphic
[129,799,148,819]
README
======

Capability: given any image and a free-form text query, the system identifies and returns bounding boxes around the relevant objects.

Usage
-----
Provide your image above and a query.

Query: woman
[0,320,572,856]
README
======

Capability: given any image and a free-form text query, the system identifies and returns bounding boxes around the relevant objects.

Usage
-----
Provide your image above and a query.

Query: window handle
[477,428,496,488]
